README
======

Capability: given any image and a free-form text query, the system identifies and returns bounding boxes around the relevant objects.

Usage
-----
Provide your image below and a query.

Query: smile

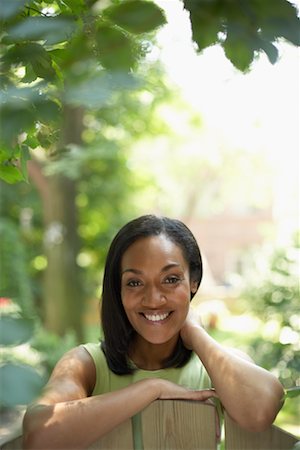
[143,312,171,322]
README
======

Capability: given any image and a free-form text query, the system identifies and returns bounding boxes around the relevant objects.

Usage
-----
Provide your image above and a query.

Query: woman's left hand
[180,309,285,433]
[180,310,203,350]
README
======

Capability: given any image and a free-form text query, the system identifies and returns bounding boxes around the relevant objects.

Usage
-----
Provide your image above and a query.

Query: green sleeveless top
[82,342,212,449]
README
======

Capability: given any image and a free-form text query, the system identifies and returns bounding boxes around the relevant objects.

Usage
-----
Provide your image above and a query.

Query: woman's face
[120,234,197,346]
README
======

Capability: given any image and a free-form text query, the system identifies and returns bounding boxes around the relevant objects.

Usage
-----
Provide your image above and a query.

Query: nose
[142,284,167,308]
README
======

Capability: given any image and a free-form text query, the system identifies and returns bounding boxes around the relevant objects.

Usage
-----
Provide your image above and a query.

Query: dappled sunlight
[218,313,260,336]
[0,343,42,367]
[279,327,300,346]
[262,319,282,342]
[1,0,299,439]
[195,299,230,330]
[144,0,300,245]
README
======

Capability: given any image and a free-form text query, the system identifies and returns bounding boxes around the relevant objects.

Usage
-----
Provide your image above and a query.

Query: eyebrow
[121,263,182,276]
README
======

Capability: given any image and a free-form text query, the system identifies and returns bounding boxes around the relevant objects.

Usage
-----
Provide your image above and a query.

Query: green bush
[241,236,300,388]
[0,298,46,408]
[0,297,77,409]
[31,327,77,375]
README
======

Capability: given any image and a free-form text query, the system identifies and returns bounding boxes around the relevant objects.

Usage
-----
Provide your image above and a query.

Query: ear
[191,280,198,294]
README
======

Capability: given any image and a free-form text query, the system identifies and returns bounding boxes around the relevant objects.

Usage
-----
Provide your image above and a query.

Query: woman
[23,215,284,449]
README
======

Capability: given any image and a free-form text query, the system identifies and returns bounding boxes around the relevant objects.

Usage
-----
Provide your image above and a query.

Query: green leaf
[24,135,39,149]
[59,0,85,15]
[0,149,9,164]
[258,0,300,46]
[64,71,140,108]
[35,100,61,124]
[183,0,221,51]
[36,130,55,148]
[0,363,45,407]
[7,15,77,45]
[65,73,125,107]
[22,64,38,84]
[259,40,279,65]
[0,162,24,184]
[95,23,137,71]
[104,0,166,34]
[223,22,256,72]
[2,42,56,80]
[0,0,26,20]
[183,0,300,71]
[20,145,31,183]
[0,316,34,345]
[275,18,300,46]
[0,104,36,144]
[48,32,93,72]
[30,55,56,81]
[284,387,300,399]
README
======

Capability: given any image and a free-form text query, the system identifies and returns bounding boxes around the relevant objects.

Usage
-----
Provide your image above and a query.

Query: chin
[139,331,178,346]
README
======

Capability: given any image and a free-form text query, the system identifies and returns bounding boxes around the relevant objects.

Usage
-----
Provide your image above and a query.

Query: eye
[164,275,181,285]
[127,279,142,287]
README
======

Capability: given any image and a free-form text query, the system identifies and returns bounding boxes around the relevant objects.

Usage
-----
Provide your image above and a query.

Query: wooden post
[224,411,299,450]
[141,400,217,450]
[2,401,299,449]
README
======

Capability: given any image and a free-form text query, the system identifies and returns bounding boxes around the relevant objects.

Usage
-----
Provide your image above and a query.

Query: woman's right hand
[155,379,220,440]
[156,379,217,402]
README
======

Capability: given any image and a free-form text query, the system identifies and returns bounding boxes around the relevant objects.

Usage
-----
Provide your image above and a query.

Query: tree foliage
[184,0,300,70]
[0,0,166,183]
[0,0,299,183]
[1,0,299,406]
[0,298,46,408]
[241,237,300,388]
[0,59,171,336]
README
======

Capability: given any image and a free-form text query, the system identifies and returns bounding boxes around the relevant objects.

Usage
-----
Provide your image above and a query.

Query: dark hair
[101,214,203,374]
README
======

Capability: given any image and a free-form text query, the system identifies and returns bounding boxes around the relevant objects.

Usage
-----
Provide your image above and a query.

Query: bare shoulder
[36,345,96,405]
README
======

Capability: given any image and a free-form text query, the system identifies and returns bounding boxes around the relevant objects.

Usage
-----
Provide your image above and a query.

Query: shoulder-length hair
[101,214,203,375]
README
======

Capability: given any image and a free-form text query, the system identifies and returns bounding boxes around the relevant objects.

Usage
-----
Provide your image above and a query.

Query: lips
[142,312,171,322]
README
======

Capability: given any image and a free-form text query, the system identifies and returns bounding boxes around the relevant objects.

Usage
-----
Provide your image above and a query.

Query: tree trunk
[43,174,83,340]
[30,106,85,341]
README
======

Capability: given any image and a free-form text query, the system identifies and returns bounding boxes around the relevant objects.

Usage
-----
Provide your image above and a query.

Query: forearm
[23,378,160,449]
[190,327,284,431]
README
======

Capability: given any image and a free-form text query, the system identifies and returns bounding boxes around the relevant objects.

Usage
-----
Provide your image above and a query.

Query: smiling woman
[101,215,202,374]
[22,215,284,450]
[120,234,195,368]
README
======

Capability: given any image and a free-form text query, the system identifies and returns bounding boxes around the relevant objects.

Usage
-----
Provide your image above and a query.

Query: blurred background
[0,0,299,440]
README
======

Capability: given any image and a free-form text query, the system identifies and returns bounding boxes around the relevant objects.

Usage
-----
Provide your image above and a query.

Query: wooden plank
[0,421,133,450]
[88,419,133,449]
[141,400,217,450]
[224,412,299,450]
[3,403,298,450]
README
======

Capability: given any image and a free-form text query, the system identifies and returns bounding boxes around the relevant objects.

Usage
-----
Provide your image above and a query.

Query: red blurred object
[0,297,12,307]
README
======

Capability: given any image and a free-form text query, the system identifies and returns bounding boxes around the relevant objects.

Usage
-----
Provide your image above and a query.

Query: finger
[196,388,217,400]
[179,388,218,401]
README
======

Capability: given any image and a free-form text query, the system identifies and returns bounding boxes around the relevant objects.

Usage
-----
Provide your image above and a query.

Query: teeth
[144,312,170,322]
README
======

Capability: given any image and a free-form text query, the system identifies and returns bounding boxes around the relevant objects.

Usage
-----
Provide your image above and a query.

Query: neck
[129,335,179,370]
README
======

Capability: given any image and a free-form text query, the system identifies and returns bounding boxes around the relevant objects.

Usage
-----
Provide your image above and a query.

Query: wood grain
[141,400,217,450]
[88,419,133,449]
[224,412,299,450]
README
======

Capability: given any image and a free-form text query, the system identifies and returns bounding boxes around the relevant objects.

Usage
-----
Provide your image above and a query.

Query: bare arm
[23,346,216,449]
[180,314,284,432]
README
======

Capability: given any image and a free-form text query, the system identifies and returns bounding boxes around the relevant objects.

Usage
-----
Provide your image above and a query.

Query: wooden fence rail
[1,400,298,449]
